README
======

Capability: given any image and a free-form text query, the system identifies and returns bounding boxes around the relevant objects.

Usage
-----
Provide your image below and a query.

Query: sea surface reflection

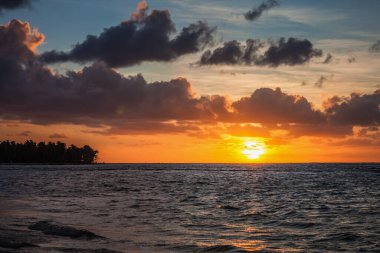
[0,163,379,252]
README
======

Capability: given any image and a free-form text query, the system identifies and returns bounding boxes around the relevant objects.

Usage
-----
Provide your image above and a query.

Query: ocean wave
[28,221,102,240]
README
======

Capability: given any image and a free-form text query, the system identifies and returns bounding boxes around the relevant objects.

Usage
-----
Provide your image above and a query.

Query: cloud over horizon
[199,38,323,67]
[39,3,216,68]
[0,16,379,141]
[232,88,325,124]
[324,91,380,126]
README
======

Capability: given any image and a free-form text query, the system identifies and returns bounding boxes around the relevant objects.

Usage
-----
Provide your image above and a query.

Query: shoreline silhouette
[0,140,98,164]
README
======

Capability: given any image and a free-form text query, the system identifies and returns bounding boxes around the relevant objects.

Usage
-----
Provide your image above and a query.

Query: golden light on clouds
[0,0,379,164]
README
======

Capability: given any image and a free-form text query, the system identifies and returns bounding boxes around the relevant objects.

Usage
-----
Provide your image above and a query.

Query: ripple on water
[0,163,379,252]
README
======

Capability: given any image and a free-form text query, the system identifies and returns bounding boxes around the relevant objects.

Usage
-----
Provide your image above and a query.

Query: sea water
[0,163,379,252]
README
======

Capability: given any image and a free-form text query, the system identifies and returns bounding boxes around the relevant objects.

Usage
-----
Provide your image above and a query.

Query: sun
[242,140,266,159]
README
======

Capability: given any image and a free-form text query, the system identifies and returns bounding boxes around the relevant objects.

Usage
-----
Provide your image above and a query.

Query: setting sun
[242,140,266,159]
[0,1,379,252]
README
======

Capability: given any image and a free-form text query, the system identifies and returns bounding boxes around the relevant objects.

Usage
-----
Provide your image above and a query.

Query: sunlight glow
[242,140,266,159]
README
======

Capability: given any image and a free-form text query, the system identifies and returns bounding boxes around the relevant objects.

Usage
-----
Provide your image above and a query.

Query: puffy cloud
[257,37,322,67]
[2,55,379,137]
[369,40,380,53]
[0,19,44,95]
[244,0,280,21]
[324,90,380,126]
[0,62,225,125]
[0,28,328,134]
[1,19,379,140]
[0,19,44,62]
[0,20,221,129]
[200,39,264,65]
[232,88,325,124]
[0,0,30,12]
[40,2,216,68]
[199,37,322,67]
[0,21,225,128]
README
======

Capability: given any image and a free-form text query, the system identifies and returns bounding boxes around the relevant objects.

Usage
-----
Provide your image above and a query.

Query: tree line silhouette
[0,140,98,164]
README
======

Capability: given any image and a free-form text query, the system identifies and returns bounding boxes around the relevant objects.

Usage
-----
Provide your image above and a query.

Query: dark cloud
[0,19,44,97]
[232,88,326,124]
[324,90,380,126]
[0,0,30,12]
[285,123,353,137]
[0,27,328,133]
[0,19,44,63]
[244,0,280,21]
[200,39,263,65]
[1,19,380,139]
[40,3,216,68]
[369,40,380,52]
[257,37,322,67]
[0,62,226,125]
[199,37,323,67]
[0,20,224,127]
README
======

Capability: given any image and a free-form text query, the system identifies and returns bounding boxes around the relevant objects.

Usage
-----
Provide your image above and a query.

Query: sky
[0,0,380,162]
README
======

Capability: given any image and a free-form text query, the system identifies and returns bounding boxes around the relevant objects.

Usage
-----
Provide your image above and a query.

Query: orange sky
[0,1,380,163]
[1,122,379,163]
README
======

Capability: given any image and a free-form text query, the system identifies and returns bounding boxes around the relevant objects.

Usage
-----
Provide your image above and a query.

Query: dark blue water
[0,164,379,252]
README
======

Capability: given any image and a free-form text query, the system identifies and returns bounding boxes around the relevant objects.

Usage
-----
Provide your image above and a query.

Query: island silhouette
[0,140,98,164]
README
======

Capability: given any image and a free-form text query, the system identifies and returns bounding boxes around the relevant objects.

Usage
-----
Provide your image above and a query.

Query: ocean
[0,163,379,252]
